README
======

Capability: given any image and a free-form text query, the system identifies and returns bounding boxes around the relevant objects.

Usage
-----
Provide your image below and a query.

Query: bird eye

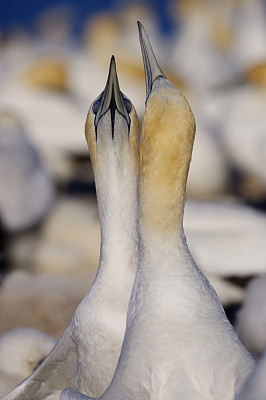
[92,101,100,115]
[124,99,132,113]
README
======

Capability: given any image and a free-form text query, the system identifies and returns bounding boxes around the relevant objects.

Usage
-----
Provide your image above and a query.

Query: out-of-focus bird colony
[1,0,266,395]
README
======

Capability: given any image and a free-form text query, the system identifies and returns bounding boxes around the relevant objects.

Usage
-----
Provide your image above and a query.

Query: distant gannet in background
[0,328,56,397]
[221,83,266,193]
[62,22,255,400]
[0,111,54,232]
[185,200,266,277]
[236,274,266,357]
[0,33,86,156]
[170,0,236,93]
[231,0,266,71]
[1,56,140,399]
[186,122,230,198]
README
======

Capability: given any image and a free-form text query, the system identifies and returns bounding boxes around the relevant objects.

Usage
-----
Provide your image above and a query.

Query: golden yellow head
[142,78,195,166]
[140,77,196,236]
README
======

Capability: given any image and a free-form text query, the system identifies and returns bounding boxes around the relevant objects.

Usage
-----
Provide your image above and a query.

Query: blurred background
[1,0,266,394]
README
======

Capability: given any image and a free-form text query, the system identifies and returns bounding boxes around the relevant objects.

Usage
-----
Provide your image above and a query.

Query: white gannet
[170,0,236,93]
[0,111,54,232]
[236,274,266,357]
[221,83,266,191]
[230,0,266,71]
[62,22,255,400]
[1,56,140,399]
[184,199,266,277]
[0,328,56,397]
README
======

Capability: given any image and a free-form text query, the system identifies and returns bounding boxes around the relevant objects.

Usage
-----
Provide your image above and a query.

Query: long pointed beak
[94,56,130,130]
[137,21,166,101]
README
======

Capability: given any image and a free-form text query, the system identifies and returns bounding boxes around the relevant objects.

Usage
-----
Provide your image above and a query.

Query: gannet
[1,56,140,399]
[236,274,266,357]
[231,0,266,71]
[221,83,266,192]
[61,22,255,400]
[186,121,230,198]
[0,34,85,155]
[170,0,235,92]
[184,200,266,277]
[0,111,54,232]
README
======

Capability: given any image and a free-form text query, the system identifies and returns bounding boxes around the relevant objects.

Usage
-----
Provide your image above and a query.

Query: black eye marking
[92,100,101,115]
[93,91,132,140]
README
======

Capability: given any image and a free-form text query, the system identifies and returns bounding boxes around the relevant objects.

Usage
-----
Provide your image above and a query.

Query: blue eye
[124,99,132,113]
[92,101,100,115]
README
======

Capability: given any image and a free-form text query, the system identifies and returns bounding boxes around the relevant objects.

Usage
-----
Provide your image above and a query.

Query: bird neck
[85,105,140,279]
[94,149,139,277]
[139,83,195,251]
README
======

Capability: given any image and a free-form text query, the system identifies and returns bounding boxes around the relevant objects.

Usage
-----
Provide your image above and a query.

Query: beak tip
[110,55,116,69]
[109,55,118,81]
[137,21,146,40]
[137,22,165,101]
